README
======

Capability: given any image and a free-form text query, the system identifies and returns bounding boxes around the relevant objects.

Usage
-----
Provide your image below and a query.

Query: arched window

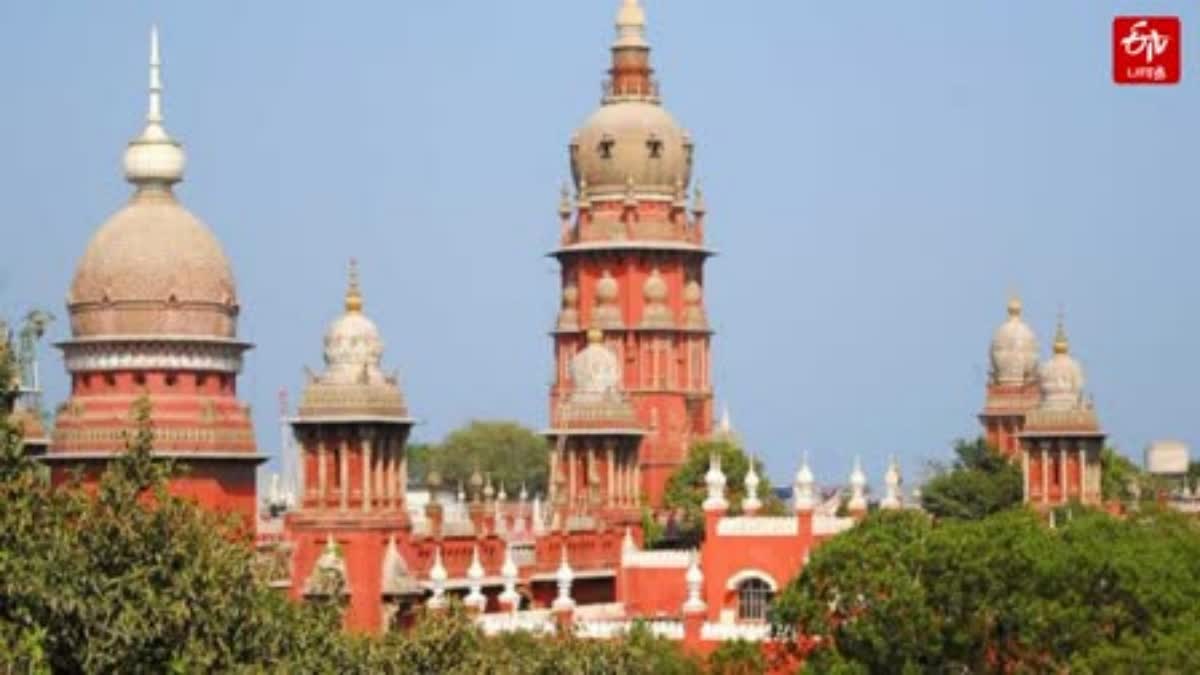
[737,578,773,621]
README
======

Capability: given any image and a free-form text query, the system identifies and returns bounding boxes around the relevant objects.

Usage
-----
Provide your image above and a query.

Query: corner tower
[551,0,714,508]
[46,28,262,524]
[979,295,1041,456]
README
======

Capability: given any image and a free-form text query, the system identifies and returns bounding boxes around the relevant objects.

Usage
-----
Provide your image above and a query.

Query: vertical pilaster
[340,432,350,511]
[1040,444,1049,506]
[1021,448,1030,502]
[317,430,328,508]
[606,442,616,506]
[1059,443,1068,505]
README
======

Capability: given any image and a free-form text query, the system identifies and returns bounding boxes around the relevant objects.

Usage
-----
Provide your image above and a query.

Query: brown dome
[68,190,238,338]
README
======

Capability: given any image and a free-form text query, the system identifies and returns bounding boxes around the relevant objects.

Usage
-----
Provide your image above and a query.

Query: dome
[298,262,409,421]
[596,272,619,301]
[1038,320,1085,410]
[989,296,1039,385]
[643,268,668,302]
[68,27,237,340]
[68,193,238,338]
[569,328,622,400]
[570,102,692,198]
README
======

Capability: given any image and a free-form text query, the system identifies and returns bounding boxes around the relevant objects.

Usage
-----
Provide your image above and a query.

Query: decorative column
[464,545,486,614]
[1059,443,1068,505]
[427,546,448,611]
[549,449,559,505]
[1041,444,1049,506]
[1022,449,1030,502]
[316,430,328,508]
[498,545,520,613]
[398,439,408,509]
[606,442,616,506]
[362,428,373,513]
[1077,446,1086,502]
[339,433,350,510]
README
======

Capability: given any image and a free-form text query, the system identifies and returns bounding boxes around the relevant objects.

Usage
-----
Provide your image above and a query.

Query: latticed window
[737,578,773,621]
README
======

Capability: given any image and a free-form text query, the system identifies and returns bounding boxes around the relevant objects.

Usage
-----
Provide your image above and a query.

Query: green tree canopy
[659,439,787,547]
[919,437,1022,520]
[770,507,1200,673]
[422,420,549,495]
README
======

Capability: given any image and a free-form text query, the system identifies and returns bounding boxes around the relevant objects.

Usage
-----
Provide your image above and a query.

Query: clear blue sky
[1,1,1196,490]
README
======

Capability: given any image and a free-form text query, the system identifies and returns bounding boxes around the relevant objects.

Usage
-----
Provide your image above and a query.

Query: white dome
[989,297,1040,385]
[1038,322,1085,410]
[323,311,385,383]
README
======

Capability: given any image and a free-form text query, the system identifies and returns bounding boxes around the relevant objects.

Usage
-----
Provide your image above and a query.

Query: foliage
[404,442,434,484]
[423,420,549,494]
[771,506,1200,673]
[919,437,1022,520]
[1100,445,1144,502]
[707,639,766,675]
[660,439,787,547]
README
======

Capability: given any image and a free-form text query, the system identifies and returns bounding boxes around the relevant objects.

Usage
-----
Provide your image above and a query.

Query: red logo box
[1114,17,1181,85]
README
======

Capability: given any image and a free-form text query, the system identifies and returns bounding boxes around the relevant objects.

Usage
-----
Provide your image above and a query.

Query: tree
[1100,445,1143,502]
[920,438,1022,520]
[424,420,549,494]
[770,507,1200,673]
[659,439,786,547]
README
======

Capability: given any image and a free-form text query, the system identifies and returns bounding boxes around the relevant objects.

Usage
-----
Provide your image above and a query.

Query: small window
[646,135,663,158]
[598,136,615,159]
[104,373,116,388]
[166,373,178,388]
[737,578,773,622]
[133,373,146,387]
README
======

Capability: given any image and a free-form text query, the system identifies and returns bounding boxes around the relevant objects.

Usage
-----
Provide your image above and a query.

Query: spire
[848,457,868,512]
[427,546,448,609]
[703,453,728,512]
[614,0,648,48]
[499,544,520,611]
[793,452,816,512]
[124,25,185,189]
[1007,292,1023,318]
[553,544,576,611]
[1053,309,1070,355]
[605,0,656,102]
[743,458,762,515]
[621,526,638,557]
[345,258,363,313]
[881,456,902,510]
[464,545,486,611]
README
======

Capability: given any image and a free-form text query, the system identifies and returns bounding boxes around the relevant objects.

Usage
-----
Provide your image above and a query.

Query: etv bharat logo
[1113,17,1181,85]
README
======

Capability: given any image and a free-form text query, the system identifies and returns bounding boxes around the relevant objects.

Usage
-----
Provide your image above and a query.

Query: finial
[559,181,573,218]
[692,182,707,215]
[124,25,185,188]
[1053,307,1069,355]
[719,405,732,435]
[1006,291,1022,317]
[344,258,363,313]
[614,0,648,49]
[586,326,604,344]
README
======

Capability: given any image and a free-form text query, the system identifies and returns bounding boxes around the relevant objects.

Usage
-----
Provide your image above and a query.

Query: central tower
[551,0,714,508]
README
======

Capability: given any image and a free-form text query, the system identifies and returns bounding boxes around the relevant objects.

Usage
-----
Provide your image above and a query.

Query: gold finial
[586,327,604,344]
[345,258,363,313]
[1053,307,1069,354]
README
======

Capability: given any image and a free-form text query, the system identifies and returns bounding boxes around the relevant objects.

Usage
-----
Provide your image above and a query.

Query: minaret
[48,26,263,523]
[551,0,713,509]
[980,294,1041,456]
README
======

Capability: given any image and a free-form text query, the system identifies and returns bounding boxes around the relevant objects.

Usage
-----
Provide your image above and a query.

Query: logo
[1113,17,1181,84]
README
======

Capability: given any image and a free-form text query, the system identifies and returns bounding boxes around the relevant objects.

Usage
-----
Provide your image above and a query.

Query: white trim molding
[724,569,779,592]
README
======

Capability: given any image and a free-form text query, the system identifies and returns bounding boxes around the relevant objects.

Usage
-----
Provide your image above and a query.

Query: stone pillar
[340,433,350,511]
[1021,447,1030,502]
[606,442,616,507]
[317,430,328,509]
[549,447,559,505]
[633,463,642,504]
[1059,443,1068,505]
[1077,446,1087,502]
[1040,444,1049,506]
[362,429,373,513]
[569,447,578,507]
[398,438,408,510]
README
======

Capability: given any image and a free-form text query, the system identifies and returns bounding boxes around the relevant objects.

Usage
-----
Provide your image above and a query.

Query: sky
[1,1,1197,491]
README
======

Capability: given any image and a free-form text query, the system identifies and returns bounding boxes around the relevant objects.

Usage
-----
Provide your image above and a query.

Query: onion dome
[297,261,410,420]
[1037,317,1085,410]
[68,27,238,339]
[593,271,623,328]
[557,284,581,331]
[989,295,1040,386]
[640,268,673,327]
[569,0,693,199]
